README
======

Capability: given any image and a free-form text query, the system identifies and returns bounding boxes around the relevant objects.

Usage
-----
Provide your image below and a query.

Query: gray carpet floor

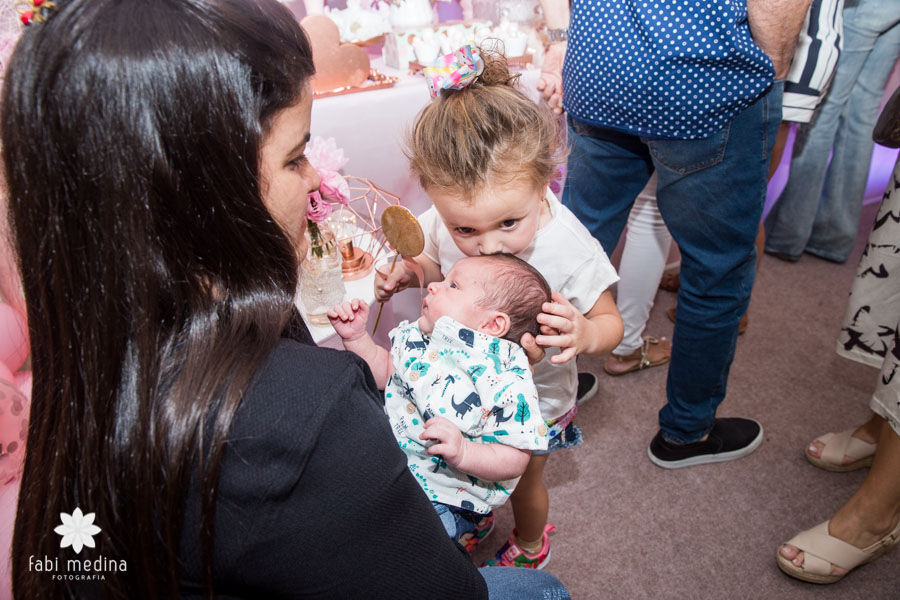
[470,201,897,599]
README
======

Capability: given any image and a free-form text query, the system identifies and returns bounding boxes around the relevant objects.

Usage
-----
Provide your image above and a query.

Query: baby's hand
[374,261,414,303]
[327,298,370,342]
[420,417,465,469]
[535,291,592,364]
[519,332,544,367]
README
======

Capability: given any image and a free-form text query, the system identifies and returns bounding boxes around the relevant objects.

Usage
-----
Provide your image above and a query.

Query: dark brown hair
[405,46,562,197]
[475,253,552,343]
[2,0,314,597]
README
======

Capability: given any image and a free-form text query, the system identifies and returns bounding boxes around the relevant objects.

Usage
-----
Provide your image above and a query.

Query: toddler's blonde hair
[405,47,562,198]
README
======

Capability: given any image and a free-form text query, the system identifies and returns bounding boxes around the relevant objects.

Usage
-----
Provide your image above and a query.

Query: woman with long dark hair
[2,0,567,597]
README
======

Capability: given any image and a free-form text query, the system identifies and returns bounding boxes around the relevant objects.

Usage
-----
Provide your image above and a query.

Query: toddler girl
[376,46,623,568]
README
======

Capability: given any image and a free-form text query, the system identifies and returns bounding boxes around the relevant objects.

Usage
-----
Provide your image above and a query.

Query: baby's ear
[482,311,510,338]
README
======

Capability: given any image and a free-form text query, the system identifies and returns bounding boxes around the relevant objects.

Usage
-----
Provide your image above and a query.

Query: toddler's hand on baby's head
[374,262,413,302]
[420,417,465,469]
[535,291,590,364]
[327,298,370,341]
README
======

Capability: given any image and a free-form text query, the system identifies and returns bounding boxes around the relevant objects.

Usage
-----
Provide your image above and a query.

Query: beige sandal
[806,429,877,472]
[777,519,900,584]
[603,336,671,376]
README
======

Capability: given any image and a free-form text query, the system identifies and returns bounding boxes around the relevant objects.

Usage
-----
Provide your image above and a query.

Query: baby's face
[418,257,496,335]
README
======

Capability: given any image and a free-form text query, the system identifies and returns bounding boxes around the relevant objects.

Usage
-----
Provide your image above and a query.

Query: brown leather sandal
[659,271,680,292]
[603,336,671,376]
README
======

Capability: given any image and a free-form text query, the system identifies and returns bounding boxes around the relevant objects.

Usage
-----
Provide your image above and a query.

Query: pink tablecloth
[0,481,19,600]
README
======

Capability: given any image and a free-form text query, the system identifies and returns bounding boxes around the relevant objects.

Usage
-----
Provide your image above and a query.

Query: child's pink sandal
[481,523,556,569]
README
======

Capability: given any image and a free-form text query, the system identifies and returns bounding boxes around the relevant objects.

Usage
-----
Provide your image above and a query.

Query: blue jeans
[764,1,900,262]
[432,501,478,541]
[564,82,782,443]
[479,567,570,599]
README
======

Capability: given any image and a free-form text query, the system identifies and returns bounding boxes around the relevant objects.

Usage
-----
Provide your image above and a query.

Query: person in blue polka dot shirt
[538,0,810,468]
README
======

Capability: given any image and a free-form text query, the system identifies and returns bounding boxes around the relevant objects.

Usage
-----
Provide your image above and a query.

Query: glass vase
[299,223,346,327]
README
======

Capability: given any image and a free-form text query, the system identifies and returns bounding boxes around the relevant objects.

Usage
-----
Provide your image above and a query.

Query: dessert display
[384,21,484,70]
[386,20,535,72]
[325,0,392,44]
[491,20,529,58]
[388,0,434,29]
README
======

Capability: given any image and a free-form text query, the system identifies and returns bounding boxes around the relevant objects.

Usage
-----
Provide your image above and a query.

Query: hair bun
[474,44,519,88]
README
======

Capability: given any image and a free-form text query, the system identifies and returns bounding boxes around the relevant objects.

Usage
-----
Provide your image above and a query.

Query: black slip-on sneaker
[576,372,599,406]
[647,418,763,469]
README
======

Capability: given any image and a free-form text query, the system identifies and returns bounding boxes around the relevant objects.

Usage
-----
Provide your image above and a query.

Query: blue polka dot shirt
[563,0,775,139]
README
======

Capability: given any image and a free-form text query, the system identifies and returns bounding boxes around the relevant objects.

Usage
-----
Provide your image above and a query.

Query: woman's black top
[178,334,488,599]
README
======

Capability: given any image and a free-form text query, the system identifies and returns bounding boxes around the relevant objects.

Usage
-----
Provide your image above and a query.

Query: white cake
[389,0,434,29]
[326,0,392,43]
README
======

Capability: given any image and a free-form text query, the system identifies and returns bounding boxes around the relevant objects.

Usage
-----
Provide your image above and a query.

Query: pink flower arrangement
[318,171,351,205]
[305,136,348,172]
[305,137,351,257]
[306,190,333,224]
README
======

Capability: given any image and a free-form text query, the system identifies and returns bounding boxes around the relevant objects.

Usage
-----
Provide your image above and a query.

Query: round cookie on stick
[373,205,424,333]
[382,205,425,257]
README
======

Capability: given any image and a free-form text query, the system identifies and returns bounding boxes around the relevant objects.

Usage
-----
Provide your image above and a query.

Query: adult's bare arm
[746,0,812,79]
[537,0,572,113]
[539,0,570,31]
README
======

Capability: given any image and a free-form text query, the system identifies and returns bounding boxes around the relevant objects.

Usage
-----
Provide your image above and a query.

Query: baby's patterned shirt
[385,316,547,514]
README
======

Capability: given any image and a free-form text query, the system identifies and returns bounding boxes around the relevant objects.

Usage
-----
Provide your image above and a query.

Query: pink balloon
[13,371,30,402]
[0,378,28,485]
[0,227,26,318]
[0,304,28,373]
[0,363,11,386]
